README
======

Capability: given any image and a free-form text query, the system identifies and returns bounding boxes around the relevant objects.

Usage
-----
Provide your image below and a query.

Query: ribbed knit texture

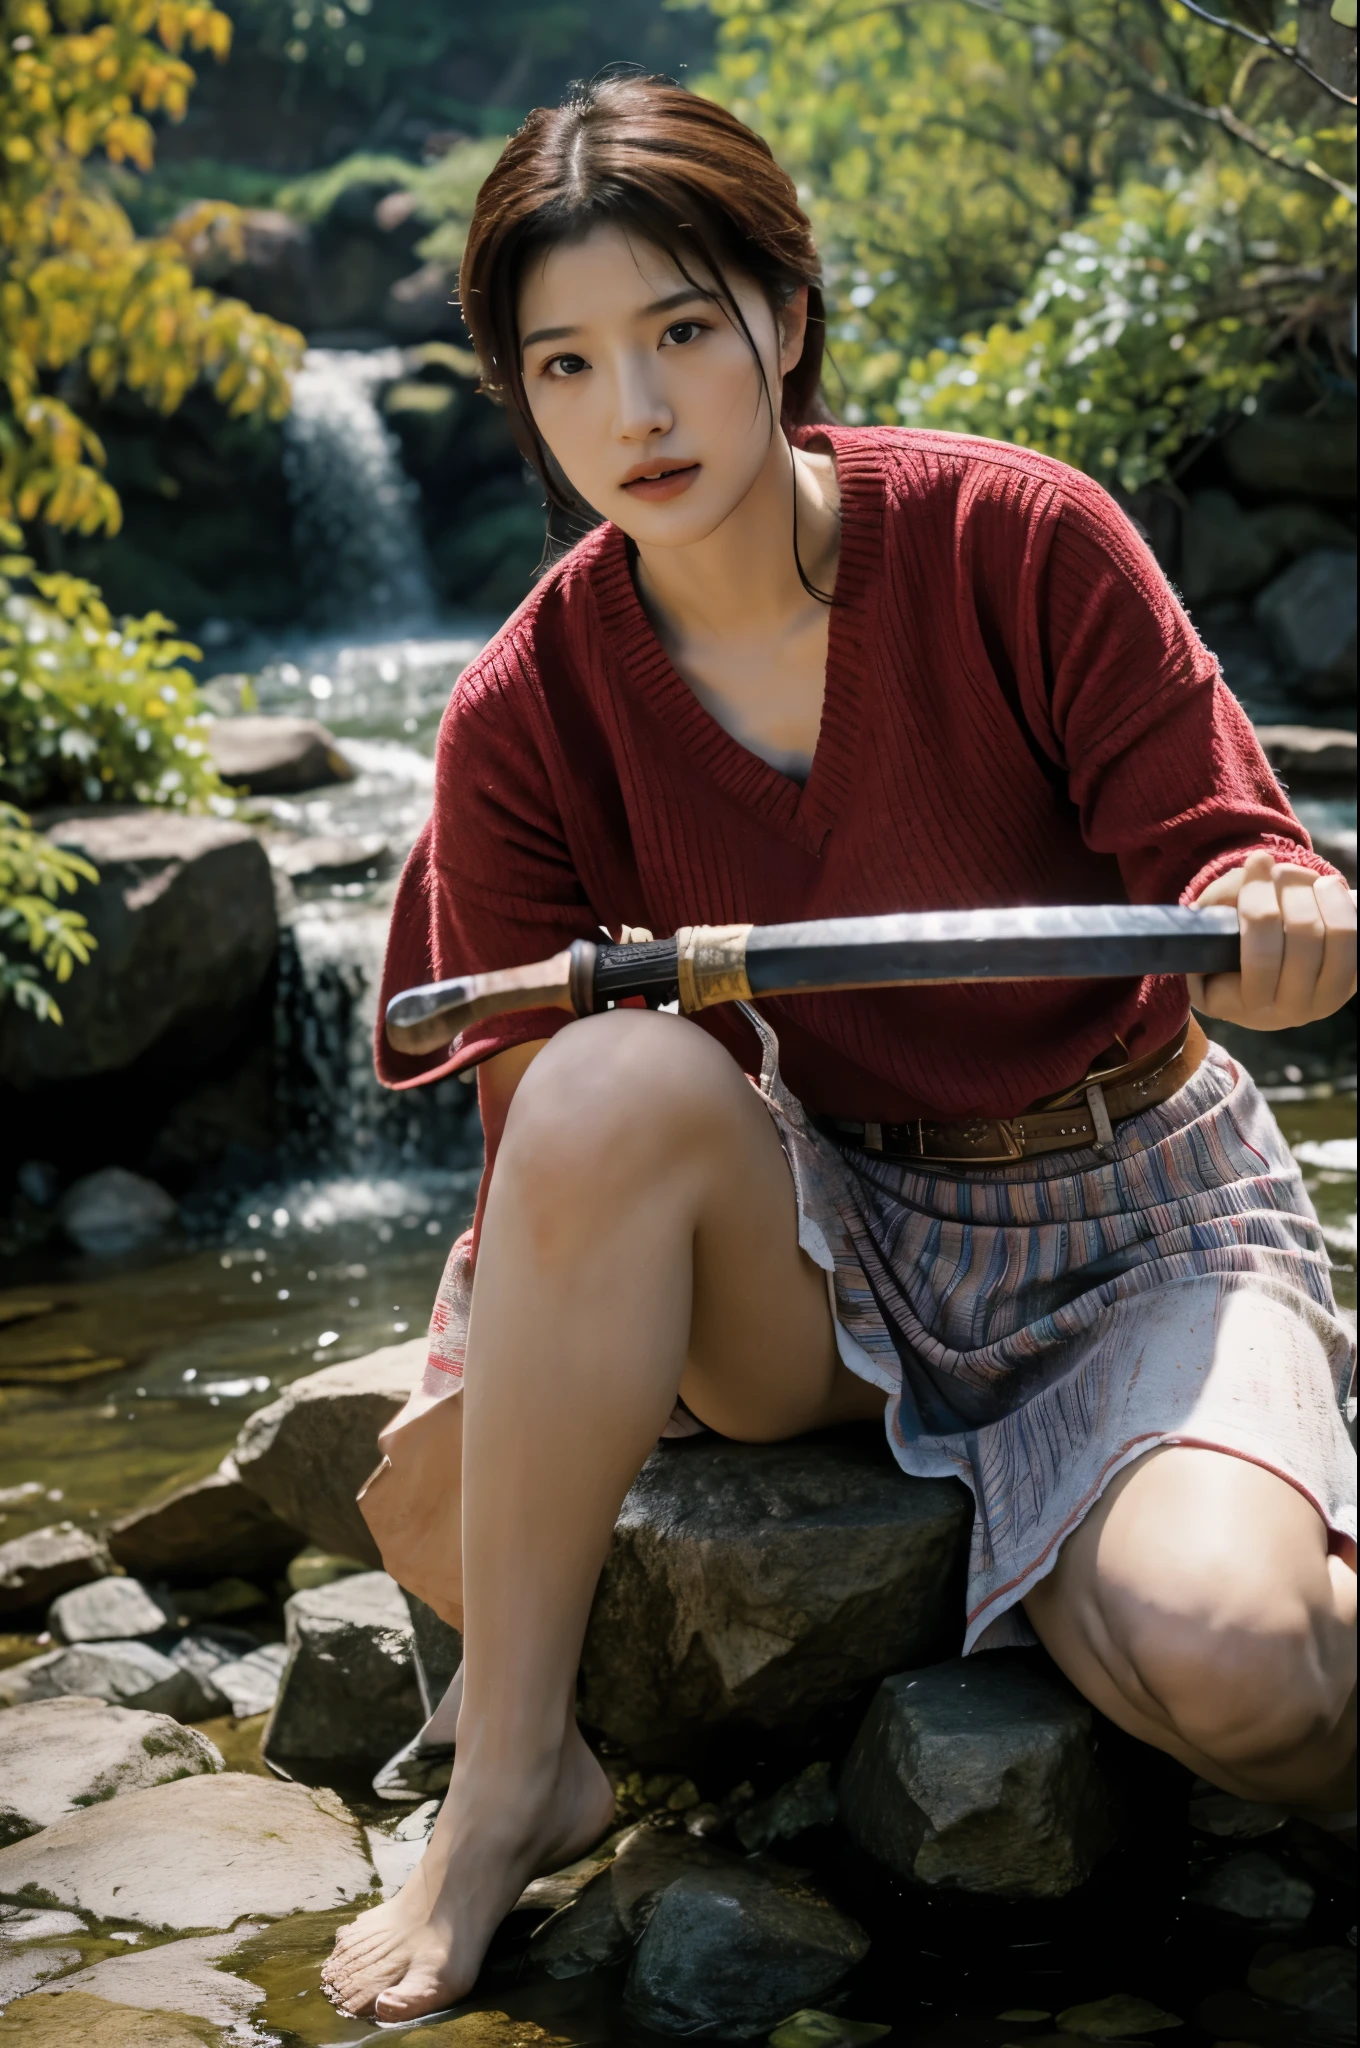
[377,425,1333,1123]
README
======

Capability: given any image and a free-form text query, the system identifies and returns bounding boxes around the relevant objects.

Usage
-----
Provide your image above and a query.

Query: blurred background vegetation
[0,0,1355,1015]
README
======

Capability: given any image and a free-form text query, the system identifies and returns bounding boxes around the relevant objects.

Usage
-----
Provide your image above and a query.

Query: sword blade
[747,904,1242,996]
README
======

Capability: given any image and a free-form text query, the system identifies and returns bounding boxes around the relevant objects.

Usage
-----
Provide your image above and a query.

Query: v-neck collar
[589,424,886,856]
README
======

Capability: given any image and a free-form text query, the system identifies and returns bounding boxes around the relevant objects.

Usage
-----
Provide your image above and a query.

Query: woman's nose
[612,354,672,442]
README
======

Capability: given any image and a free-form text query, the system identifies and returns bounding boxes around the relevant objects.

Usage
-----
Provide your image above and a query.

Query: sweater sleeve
[1022,476,1342,906]
[374,634,593,1091]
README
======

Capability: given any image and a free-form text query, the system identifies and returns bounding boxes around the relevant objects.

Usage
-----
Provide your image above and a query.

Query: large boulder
[1254,548,1357,702]
[0,1640,217,1721]
[263,1571,423,1765]
[0,1697,223,1846]
[232,1338,426,1563]
[624,1865,869,2038]
[206,714,355,795]
[578,1431,970,1752]
[838,1651,1121,1899]
[0,1523,112,1617]
[0,811,276,1090]
[1180,489,1279,606]
[1223,409,1358,500]
[0,1772,375,1929]
[107,1458,306,1582]
[35,1930,265,2035]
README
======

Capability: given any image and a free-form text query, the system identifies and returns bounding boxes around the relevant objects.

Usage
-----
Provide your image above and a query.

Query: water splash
[283,349,438,629]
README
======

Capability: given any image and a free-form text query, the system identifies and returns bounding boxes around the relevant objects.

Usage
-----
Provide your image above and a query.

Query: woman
[323,75,1356,2023]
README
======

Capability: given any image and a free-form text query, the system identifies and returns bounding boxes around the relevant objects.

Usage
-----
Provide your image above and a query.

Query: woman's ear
[778,285,809,377]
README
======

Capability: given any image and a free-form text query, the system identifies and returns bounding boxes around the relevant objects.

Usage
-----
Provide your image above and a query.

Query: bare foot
[321,1722,614,2020]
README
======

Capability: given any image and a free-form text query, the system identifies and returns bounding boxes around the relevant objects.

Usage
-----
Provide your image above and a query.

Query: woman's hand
[1187,850,1357,1030]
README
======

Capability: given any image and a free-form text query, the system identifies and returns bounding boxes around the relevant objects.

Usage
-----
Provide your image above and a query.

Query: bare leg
[323,1010,881,2019]
[1025,1445,1356,1812]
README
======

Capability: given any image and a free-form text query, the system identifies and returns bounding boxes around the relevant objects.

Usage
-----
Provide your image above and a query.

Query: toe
[375,1969,455,2022]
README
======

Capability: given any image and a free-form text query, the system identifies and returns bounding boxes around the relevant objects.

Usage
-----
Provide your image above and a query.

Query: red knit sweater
[377,426,1333,1124]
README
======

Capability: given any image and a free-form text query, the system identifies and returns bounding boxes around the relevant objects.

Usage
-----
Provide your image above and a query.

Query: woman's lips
[620,463,701,502]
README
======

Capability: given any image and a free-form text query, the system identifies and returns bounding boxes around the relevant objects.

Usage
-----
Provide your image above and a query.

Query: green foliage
[701,0,1357,484]
[271,135,507,274]
[0,802,97,1022]
[0,535,228,815]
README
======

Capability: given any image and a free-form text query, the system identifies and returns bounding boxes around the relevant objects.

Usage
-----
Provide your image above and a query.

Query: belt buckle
[944,1118,1025,1164]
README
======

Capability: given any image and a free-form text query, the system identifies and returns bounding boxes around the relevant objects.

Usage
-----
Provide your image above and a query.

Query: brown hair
[458,73,829,515]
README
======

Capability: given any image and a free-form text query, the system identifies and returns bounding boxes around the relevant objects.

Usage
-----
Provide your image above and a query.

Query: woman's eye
[546,353,587,378]
[661,321,703,346]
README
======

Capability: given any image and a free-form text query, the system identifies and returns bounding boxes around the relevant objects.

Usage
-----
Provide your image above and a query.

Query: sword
[385,904,1244,1055]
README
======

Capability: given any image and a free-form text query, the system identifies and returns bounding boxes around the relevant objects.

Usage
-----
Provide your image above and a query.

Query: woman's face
[517,224,806,546]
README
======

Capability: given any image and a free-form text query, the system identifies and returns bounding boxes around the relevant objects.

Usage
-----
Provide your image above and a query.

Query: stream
[0,353,1354,2044]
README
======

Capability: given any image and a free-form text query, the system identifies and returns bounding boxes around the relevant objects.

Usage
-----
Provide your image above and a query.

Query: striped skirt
[424,1012,1355,1655]
[747,1007,1356,1651]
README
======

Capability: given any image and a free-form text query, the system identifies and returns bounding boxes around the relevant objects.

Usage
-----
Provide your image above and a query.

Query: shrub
[0,802,97,1023]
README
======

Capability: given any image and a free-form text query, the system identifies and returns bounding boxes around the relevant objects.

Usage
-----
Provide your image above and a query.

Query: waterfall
[282,348,438,630]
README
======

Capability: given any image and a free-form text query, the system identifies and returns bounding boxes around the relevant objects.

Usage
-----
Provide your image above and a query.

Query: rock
[180,203,317,330]
[838,1651,1120,1899]
[0,1773,375,1930]
[0,1944,86,2011]
[382,260,461,342]
[1189,1789,1287,1838]
[272,832,390,883]
[207,713,355,794]
[0,1697,222,1847]
[0,1640,216,1721]
[0,811,276,1091]
[48,1575,175,1643]
[0,1992,219,2045]
[41,1930,265,2031]
[366,1798,440,1897]
[204,1642,289,1719]
[734,1761,838,1852]
[1254,549,1357,698]
[531,1827,733,1978]
[264,1570,422,1765]
[382,376,462,469]
[1202,612,1285,716]
[1187,1850,1314,1926]
[1055,1994,1183,2035]
[1253,725,1356,785]
[1223,410,1358,500]
[1246,1944,1355,2024]
[1181,490,1279,605]
[1246,500,1356,564]
[107,1459,306,1581]
[0,1524,112,1617]
[232,1338,426,1563]
[578,1431,970,1751]
[58,1168,177,1257]
[624,1863,870,2038]
[769,2018,890,2048]
[285,1548,370,1592]
[406,1590,463,1714]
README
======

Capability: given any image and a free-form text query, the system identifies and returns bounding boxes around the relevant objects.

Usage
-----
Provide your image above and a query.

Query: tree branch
[1170,0,1356,107]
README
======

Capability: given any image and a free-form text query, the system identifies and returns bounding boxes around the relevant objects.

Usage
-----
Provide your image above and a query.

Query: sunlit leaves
[0,0,304,538]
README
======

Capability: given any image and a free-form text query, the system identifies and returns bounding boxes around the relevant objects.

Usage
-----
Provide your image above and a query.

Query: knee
[495,1009,744,1214]
[1106,1566,1348,1771]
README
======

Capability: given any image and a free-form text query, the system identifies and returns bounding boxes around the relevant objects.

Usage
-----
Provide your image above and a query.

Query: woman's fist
[1187,851,1357,1030]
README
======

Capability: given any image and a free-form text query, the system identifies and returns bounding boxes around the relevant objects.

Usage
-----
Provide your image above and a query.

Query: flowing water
[0,357,1355,2043]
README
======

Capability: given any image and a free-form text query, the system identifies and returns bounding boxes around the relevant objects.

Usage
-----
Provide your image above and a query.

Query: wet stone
[579,1430,970,1751]
[1055,1994,1183,2036]
[0,1524,112,1619]
[0,1696,223,1846]
[530,1826,732,1979]
[0,1639,217,1721]
[233,1339,426,1563]
[58,1169,177,1258]
[107,1458,306,1582]
[1187,1850,1315,1927]
[1246,1945,1356,2027]
[0,1772,375,1930]
[0,1990,220,2044]
[207,713,356,794]
[264,1570,422,1765]
[624,1861,870,2038]
[205,1641,289,1718]
[48,1575,175,1644]
[734,1760,838,1851]
[838,1650,1121,1899]
[42,1929,265,2031]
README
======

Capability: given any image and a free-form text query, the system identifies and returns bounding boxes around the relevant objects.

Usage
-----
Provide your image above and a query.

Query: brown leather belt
[815,1018,1207,1164]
